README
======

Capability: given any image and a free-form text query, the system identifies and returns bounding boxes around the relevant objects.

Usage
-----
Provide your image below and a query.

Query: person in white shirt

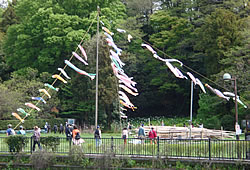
[122,127,128,145]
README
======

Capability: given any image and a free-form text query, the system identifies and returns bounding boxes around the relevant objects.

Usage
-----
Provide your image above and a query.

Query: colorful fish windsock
[119,91,133,105]
[187,72,197,85]
[58,68,71,79]
[106,38,122,55]
[72,52,88,65]
[165,62,187,79]
[164,59,183,66]
[119,84,139,96]
[120,111,126,116]
[110,50,125,67]
[119,79,138,92]
[64,60,96,80]
[223,92,247,108]
[117,28,126,33]
[141,43,156,54]
[78,45,88,61]
[195,78,206,93]
[39,89,51,98]
[52,74,67,83]
[31,97,46,104]
[223,92,238,98]
[120,107,127,111]
[25,102,41,111]
[128,34,133,42]
[12,112,24,123]
[205,84,230,101]
[44,83,59,91]
[102,26,114,35]
[120,100,137,111]
[104,32,114,42]
[100,20,105,26]
[116,74,136,86]
[17,108,30,116]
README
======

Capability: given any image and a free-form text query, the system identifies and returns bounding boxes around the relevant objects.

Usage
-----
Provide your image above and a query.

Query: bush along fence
[1,136,250,161]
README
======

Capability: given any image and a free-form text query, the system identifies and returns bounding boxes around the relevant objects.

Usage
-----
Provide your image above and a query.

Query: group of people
[63,123,85,145]
[138,124,158,144]
[6,122,158,153]
[44,122,64,134]
[121,123,158,145]
[6,124,41,152]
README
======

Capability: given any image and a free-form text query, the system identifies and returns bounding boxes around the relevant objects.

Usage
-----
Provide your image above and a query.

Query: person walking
[44,122,48,133]
[122,127,128,145]
[148,127,157,144]
[138,124,146,144]
[59,124,64,134]
[6,124,15,152]
[53,124,58,134]
[47,123,51,133]
[32,126,42,151]
[72,125,84,145]
[65,124,72,141]
[94,126,101,147]
[127,122,132,135]
[17,126,26,135]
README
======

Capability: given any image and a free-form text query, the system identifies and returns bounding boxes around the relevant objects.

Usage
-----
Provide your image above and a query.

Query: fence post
[157,136,160,158]
[208,138,211,160]
[69,137,72,151]
[30,136,33,154]
[111,136,114,153]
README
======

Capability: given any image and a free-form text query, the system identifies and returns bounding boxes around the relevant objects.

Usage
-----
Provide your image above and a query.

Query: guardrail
[0,137,249,160]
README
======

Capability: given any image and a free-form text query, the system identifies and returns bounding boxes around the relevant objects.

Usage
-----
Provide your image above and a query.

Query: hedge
[0,118,67,130]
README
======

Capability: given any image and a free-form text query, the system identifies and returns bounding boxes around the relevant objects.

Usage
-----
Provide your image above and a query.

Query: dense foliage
[0,0,249,130]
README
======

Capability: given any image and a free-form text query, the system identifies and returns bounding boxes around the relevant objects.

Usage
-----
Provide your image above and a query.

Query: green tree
[197,94,228,129]
[1,67,60,119]
[149,10,193,55]
[0,0,18,33]
[194,9,243,76]
[0,84,22,119]
[212,16,250,123]
[3,7,88,72]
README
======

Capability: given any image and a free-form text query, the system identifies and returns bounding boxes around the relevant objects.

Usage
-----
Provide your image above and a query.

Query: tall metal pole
[233,77,239,140]
[95,6,100,128]
[189,81,193,138]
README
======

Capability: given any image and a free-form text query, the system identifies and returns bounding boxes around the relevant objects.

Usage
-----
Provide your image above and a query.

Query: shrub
[30,150,56,169]
[4,135,28,153]
[68,145,86,166]
[40,136,60,152]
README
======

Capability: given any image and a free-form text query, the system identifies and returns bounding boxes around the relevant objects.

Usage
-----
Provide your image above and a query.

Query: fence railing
[0,136,249,160]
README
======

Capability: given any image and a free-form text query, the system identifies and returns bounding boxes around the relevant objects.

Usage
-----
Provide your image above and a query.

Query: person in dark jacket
[59,124,64,134]
[53,124,58,134]
[65,124,72,141]
[94,125,101,147]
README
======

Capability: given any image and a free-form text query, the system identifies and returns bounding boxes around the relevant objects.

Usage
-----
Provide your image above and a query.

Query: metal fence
[0,136,249,160]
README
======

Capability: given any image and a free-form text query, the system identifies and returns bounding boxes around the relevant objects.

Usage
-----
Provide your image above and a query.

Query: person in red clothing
[148,127,157,144]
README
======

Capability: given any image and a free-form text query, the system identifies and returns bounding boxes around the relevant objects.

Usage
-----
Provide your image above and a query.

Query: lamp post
[223,73,239,140]
[189,81,194,139]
